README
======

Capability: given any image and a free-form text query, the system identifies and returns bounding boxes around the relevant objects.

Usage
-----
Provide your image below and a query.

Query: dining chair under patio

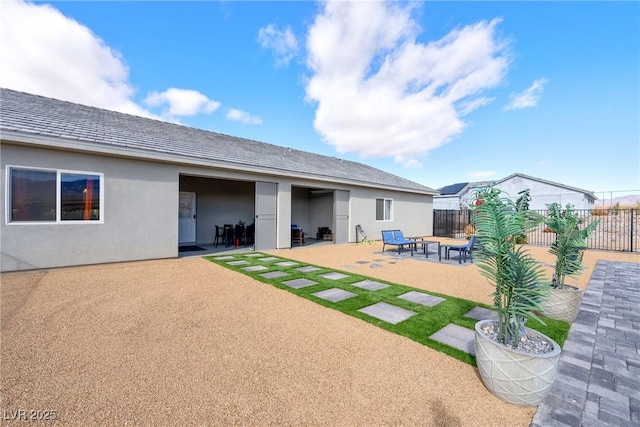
[214,225,225,247]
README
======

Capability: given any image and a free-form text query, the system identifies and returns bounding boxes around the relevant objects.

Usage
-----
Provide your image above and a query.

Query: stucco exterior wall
[309,194,333,237]
[2,143,435,271]
[2,144,178,271]
[441,177,595,211]
[494,177,593,210]
[433,195,461,210]
[350,188,433,241]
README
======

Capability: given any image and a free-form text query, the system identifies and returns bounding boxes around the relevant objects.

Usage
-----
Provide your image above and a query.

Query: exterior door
[334,190,349,244]
[255,182,277,250]
[178,192,197,243]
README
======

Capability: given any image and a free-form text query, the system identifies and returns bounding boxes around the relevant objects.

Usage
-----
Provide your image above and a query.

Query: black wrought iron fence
[433,209,473,239]
[433,208,640,252]
[527,208,639,252]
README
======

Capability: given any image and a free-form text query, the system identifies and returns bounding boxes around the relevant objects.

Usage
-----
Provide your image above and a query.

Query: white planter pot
[474,320,561,407]
[540,285,583,322]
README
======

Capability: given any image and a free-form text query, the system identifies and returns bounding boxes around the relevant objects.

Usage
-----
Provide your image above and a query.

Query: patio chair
[442,235,477,264]
[223,224,234,247]
[234,224,245,247]
[381,230,416,255]
[245,223,255,246]
[214,225,225,247]
[291,225,304,246]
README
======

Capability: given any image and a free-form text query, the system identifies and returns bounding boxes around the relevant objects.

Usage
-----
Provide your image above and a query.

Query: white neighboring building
[434,173,597,210]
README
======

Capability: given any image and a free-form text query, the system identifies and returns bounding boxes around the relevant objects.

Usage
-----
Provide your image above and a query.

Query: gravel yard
[1,242,636,425]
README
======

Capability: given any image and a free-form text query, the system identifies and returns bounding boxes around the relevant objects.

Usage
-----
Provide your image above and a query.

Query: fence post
[631,209,634,252]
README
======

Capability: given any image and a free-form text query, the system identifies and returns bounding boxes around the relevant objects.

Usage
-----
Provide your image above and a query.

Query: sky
[1,0,639,199]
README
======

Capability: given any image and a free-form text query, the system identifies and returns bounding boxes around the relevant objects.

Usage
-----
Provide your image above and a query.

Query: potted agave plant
[539,203,599,322]
[472,187,561,407]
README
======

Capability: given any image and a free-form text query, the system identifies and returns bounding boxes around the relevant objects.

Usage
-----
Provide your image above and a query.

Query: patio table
[406,237,424,255]
[420,240,441,261]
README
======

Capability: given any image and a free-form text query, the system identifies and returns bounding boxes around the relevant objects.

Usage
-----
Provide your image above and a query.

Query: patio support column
[276,180,292,249]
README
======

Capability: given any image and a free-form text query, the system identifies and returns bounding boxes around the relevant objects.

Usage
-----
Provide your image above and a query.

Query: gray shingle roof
[0,88,436,194]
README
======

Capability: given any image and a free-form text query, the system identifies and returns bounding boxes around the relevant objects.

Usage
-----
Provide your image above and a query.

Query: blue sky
[2,0,638,199]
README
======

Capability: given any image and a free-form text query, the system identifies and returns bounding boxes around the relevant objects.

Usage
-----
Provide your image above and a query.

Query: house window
[8,167,103,223]
[376,198,393,221]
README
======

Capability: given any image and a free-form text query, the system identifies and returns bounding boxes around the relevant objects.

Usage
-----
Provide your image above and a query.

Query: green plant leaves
[472,186,548,345]
[545,203,600,287]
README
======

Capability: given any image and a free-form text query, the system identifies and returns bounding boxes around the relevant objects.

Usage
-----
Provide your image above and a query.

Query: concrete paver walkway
[532,260,640,427]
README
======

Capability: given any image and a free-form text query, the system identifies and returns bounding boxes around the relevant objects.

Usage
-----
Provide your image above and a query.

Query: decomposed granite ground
[2,241,637,425]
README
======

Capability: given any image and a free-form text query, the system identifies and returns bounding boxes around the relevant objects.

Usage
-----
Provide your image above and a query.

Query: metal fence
[433,209,473,239]
[433,208,640,252]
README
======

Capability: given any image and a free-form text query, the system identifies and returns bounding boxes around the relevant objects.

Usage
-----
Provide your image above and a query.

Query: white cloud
[0,0,155,118]
[468,170,496,179]
[0,0,223,122]
[226,108,263,125]
[144,88,220,118]
[504,78,548,110]
[305,1,510,166]
[258,23,299,67]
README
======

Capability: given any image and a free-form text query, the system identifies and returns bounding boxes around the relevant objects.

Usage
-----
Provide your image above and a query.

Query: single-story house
[434,173,597,210]
[1,88,437,272]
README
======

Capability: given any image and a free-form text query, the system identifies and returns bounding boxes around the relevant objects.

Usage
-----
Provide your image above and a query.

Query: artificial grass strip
[206,252,570,366]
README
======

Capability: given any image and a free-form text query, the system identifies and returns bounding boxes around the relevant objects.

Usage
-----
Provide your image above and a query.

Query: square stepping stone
[244,253,264,257]
[320,272,350,281]
[398,291,445,307]
[281,278,318,289]
[241,265,268,272]
[464,306,499,321]
[259,271,289,279]
[358,302,417,325]
[257,257,280,262]
[215,256,235,260]
[350,280,390,291]
[227,260,250,266]
[429,324,475,356]
[295,266,321,273]
[275,261,299,267]
[312,288,358,303]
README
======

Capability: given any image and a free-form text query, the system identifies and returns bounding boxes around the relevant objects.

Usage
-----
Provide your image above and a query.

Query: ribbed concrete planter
[474,320,561,407]
[540,285,583,322]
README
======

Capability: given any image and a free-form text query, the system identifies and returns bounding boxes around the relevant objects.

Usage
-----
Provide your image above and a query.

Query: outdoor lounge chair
[381,230,416,255]
[442,235,477,264]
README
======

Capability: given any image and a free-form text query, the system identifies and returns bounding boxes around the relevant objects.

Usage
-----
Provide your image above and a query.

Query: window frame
[6,165,104,225]
[375,197,393,221]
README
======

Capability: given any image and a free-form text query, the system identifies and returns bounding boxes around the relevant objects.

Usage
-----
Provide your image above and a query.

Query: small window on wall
[376,198,393,221]
[8,167,103,223]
